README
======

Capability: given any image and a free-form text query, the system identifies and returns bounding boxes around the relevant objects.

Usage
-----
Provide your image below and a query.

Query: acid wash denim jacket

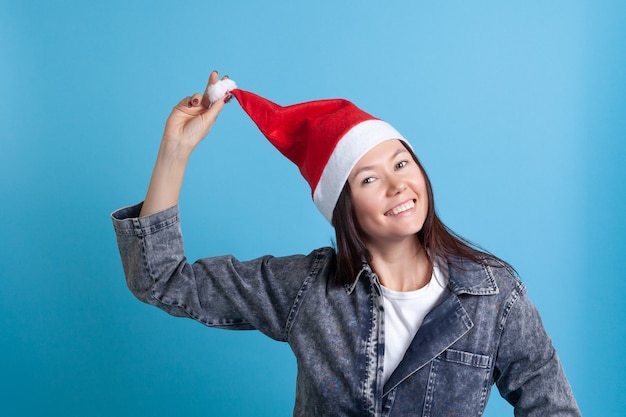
[112,203,581,417]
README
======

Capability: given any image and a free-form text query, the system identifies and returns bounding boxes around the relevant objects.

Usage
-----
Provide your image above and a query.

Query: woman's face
[347,139,428,247]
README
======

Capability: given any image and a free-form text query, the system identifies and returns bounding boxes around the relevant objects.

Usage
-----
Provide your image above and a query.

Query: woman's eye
[396,160,408,169]
[362,177,376,184]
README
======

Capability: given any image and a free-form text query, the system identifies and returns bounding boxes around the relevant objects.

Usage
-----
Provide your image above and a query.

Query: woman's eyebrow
[391,147,409,159]
[351,147,409,178]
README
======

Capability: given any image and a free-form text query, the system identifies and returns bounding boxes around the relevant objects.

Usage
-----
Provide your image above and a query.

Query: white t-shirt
[380,261,449,384]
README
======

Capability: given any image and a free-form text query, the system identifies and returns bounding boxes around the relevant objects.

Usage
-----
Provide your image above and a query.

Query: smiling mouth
[385,199,416,216]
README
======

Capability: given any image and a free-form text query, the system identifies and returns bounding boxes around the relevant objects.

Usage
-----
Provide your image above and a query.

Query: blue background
[1,1,624,415]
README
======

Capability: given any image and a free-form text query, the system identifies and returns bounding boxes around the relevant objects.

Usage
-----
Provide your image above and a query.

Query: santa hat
[208,79,407,223]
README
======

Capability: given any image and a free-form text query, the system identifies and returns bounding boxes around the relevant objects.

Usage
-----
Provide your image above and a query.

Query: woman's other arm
[140,71,228,217]
[494,290,581,416]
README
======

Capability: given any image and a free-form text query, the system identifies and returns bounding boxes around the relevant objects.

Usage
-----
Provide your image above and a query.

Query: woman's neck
[368,237,432,292]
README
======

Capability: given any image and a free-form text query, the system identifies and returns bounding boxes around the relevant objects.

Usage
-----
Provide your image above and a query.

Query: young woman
[112,71,580,416]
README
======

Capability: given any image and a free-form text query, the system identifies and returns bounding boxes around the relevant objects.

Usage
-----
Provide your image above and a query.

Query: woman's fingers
[165,72,229,144]
[190,93,203,108]
[174,92,209,115]
[176,70,232,110]
[206,93,225,116]
[201,71,232,107]
[201,71,220,107]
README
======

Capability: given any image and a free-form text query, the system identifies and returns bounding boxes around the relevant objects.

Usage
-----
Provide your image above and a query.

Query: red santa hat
[209,79,407,223]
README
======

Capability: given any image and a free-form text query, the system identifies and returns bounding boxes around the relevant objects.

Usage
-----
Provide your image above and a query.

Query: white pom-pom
[207,78,237,103]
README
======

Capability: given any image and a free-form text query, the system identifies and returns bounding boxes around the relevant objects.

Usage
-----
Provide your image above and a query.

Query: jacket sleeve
[493,284,581,416]
[111,203,330,342]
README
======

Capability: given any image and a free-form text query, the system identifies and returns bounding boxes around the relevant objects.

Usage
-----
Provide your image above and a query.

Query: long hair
[331,141,500,286]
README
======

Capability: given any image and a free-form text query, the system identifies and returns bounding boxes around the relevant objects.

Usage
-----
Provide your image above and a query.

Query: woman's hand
[139,71,230,217]
[161,70,229,154]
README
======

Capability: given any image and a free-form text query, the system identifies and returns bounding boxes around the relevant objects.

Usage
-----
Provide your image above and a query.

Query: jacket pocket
[441,348,490,368]
[422,349,492,417]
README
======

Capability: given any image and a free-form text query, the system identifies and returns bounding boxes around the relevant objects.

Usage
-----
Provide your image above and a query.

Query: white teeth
[387,200,415,216]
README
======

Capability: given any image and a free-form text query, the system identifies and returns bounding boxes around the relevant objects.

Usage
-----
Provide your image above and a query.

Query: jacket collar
[446,257,500,296]
[345,263,374,295]
[346,257,500,296]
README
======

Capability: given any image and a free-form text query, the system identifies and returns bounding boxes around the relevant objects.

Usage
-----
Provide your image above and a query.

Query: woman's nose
[387,176,407,196]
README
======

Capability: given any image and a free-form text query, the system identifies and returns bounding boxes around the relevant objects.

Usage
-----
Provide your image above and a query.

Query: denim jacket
[112,203,580,416]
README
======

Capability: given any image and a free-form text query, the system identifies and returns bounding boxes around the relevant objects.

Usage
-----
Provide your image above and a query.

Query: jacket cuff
[111,203,180,237]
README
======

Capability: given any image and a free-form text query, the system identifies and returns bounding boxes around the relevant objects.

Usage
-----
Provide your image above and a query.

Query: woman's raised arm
[140,71,228,217]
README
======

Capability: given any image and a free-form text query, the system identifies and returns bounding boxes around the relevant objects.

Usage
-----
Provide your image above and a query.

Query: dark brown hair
[331,141,499,286]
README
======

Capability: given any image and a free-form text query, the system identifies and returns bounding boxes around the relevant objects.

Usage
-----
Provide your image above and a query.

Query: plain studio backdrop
[1,1,624,416]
